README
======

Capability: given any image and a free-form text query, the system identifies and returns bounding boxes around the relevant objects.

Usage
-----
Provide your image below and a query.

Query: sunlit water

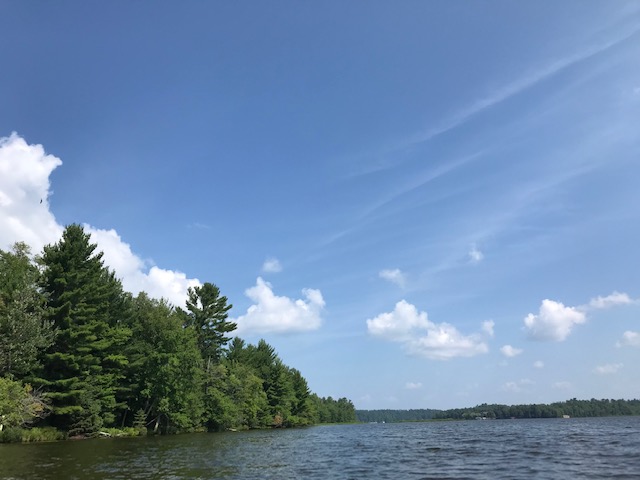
[1,417,639,479]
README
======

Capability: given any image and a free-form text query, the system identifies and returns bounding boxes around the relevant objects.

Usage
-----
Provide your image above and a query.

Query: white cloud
[0,133,63,252]
[0,133,200,307]
[523,299,586,341]
[594,363,623,375]
[503,379,534,393]
[482,320,495,337]
[232,277,324,334]
[366,300,489,360]
[533,360,544,369]
[468,244,484,263]
[367,300,429,342]
[262,257,282,273]
[379,268,406,287]
[500,345,523,357]
[617,330,640,348]
[587,291,633,309]
[405,382,422,390]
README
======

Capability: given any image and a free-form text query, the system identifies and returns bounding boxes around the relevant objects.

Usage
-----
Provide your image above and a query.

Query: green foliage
[37,224,131,434]
[20,426,65,442]
[182,282,235,366]
[122,293,204,433]
[312,395,357,423]
[433,398,640,420]
[0,242,55,378]
[0,377,51,429]
[356,409,440,423]
[0,427,23,443]
[1,227,356,441]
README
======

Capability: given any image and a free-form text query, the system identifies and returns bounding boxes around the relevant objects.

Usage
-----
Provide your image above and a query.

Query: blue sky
[1,1,639,409]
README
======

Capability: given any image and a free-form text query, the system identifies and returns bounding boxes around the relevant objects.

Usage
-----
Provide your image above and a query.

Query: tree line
[356,398,640,423]
[433,398,640,420]
[356,409,440,423]
[0,225,355,441]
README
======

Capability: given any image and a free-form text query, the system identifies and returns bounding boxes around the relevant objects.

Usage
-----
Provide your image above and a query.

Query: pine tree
[38,224,131,434]
[183,282,235,367]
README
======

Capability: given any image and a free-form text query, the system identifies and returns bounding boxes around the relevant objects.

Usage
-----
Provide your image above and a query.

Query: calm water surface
[1,417,639,479]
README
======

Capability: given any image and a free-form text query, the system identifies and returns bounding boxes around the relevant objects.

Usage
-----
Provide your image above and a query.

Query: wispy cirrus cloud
[407,23,640,148]
[594,363,623,375]
[503,379,534,393]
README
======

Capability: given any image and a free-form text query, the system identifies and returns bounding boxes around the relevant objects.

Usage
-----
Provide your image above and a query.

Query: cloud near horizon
[524,291,635,342]
[232,277,324,334]
[366,300,489,360]
[0,133,200,307]
[594,363,623,375]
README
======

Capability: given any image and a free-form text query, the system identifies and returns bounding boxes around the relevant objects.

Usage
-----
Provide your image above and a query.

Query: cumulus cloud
[232,277,324,334]
[0,133,200,307]
[500,345,523,357]
[379,268,406,287]
[405,382,422,390]
[523,292,635,342]
[366,300,489,360]
[468,244,484,263]
[533,360,544,369]
[523,299,586,341]
[594,363,623,375]
[616,330,640,348]
[0,133,63,251]
[587,291,633,309]
[262,257,282,273]
[482,320,495,337]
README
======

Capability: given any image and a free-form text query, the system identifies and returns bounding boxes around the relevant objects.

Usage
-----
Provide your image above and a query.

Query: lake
[1,417,639,479]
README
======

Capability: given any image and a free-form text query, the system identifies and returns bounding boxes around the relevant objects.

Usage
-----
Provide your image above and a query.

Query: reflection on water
[1,417,639,479]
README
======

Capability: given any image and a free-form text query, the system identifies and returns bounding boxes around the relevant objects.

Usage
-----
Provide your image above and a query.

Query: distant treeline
[0,225,356,442]
[357,399,640,423]
[433,398,640,420]
[356,409,440,423]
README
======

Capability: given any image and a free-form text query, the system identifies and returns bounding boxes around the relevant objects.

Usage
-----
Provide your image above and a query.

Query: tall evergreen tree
[183,282,235,367]
[38,224,131,434]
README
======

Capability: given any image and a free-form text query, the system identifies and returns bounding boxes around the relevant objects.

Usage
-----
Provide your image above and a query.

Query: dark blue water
[1,417,639,479]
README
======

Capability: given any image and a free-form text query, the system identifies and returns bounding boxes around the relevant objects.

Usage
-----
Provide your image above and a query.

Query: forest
[357,398,640,423]
[432,398,640,420]
[0,225,356,442]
